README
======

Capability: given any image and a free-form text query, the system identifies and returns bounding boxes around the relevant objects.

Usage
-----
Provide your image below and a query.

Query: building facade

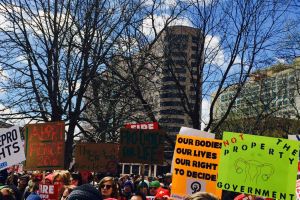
[156,26,204,138]
[213,58,300,121]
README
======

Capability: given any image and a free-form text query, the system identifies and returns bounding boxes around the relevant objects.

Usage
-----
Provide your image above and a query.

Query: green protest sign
[217,132,299,200]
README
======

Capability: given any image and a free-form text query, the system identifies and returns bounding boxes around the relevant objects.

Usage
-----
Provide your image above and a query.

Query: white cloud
[204,35,224,66]
[144,0,178,7]
[184,0,213,5]
[201,98,210,130]
[141,14,191,37]
[275,57,286,64]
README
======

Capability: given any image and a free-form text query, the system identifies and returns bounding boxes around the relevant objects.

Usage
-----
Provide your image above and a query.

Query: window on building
[160,93,181,98]
[162,76,186,82]
[160,101,182,107]
[160,109,184,115]
[159,118,185,124]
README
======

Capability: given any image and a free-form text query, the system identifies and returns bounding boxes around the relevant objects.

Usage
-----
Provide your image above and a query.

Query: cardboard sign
[38,184,61,200]
[125,122,159,130]
[171,135,222,199]
[74,143,119,173]
[119,128,164,164]
[25,122,65,170]
[217,132,299,199]
[0,126,25,170]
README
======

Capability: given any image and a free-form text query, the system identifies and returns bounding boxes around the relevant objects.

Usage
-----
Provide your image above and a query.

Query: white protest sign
[0,126,25,170]
[179,127,215,138]
[288,135,300,141]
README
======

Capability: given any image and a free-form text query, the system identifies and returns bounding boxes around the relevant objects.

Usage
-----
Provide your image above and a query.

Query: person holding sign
[26,181,41,200]
[184,191,218,200]
[121,180,134,200]
[68,184,102,200]
[53,171,71,186]
[99,176,119,200]
[70,172,82,186]
[137,180,149,196]
[60,185,76,200]
[149,180,160,196]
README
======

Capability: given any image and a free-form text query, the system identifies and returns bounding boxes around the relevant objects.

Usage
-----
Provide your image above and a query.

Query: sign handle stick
[93,161,95,186]
[141,164,145,181]
[93,170,96,186]
[43,171,46,184]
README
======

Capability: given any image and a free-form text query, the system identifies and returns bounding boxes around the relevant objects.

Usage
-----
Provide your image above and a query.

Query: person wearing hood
[121,180,134,200]
[137,181,149,196]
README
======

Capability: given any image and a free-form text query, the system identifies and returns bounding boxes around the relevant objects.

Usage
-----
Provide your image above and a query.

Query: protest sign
[217,132,299,199]
[25,121,65,170]
[179,127,216,139]
[119,128,165,164]
[171,127,216,173]
[38,184,61,200]
[288,135,300,141]
[74,143,119,173]
[125,122,159,130]
[0,126,25,170]
[171,135,222,199]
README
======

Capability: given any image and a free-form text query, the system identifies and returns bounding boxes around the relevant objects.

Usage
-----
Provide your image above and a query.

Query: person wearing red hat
[154,188,170,200]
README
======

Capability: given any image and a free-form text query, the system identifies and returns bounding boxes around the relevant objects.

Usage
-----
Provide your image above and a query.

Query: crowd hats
[155,188,170,199]
[149,180,160,188]
[123,180,134,191]
[68,184,102,200]
[138,180,149,188]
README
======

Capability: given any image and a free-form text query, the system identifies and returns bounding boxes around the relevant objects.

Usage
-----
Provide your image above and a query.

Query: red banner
[125,122,159,130]
[38,184,61,200]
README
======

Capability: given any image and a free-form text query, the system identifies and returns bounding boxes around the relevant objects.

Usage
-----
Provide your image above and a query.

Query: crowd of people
[0,169,273,200]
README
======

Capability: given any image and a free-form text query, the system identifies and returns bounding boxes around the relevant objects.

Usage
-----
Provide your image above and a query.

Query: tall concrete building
[156,26,204,138]
[84,25,204,142]
[213,58,300,120]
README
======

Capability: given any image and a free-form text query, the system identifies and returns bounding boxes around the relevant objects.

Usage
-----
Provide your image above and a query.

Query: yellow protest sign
[171,135,222,199]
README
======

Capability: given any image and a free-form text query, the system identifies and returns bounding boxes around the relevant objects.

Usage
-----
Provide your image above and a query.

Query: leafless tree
[77,0,186,146]
[0,0,142,167]
[80,70,145,143]
[161,0,292,132]
[275,0,300,61]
